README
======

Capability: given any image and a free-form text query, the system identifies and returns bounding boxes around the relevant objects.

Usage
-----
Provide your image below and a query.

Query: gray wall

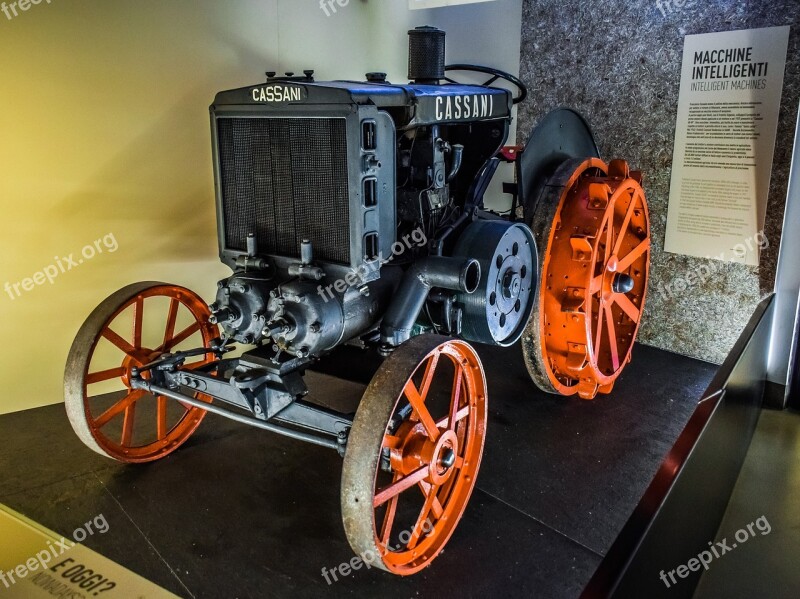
[518,0,799,364]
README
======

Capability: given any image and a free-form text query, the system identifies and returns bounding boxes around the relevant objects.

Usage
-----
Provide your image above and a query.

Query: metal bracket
[129,344,352,454]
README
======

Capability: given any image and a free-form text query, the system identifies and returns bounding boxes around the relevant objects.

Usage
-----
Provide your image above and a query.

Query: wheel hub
[439,447,456,470]
[612,272,635,294]
[391,425,459,486]
[120,348,160,387]
[427,429,458,485]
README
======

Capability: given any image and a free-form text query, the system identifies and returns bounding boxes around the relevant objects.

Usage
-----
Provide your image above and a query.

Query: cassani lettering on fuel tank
[251,84,306,103]
[435,94,495,121]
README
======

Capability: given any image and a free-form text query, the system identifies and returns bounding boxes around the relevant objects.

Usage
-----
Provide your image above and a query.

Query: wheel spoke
[86,366,126,385]
[101,327,136,357]
[121,401,137,446]
[408,482,441,550]
[613,193,638,256]
[133,295,144,349]
[604,216,613,262]
[615,292,641,322]
[157,396,168,440]
[164,298,179,346]
[373,466,428,507]
[94,389,145,428]
[404,381,440,441]
[157,321,202,352]
[419,352,440,402]
[435,405,469,429]
[617,238,650,272]
[604,305,620,371]
[593,303,605,363]
[448,368,463,432]
[379,474,401,547]
[419,479,444,519]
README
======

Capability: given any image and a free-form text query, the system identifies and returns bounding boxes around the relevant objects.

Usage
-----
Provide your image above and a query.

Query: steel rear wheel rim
[64,282,219,463]
[341,335,487,575]
[523,158,650,399]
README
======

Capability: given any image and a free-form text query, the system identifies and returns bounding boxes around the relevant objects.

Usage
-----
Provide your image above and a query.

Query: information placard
[664,26,789,266]
[0,505,178,598]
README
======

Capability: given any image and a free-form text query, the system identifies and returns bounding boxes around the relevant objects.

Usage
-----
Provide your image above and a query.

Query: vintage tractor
[64,27,649,575]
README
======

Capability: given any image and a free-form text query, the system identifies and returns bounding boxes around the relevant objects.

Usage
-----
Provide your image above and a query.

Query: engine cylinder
[212,268,400,356]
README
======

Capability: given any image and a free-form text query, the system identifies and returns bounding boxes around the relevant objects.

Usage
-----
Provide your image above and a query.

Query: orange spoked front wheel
[523,158,650,399]
[341,335,487,575]
[64,281,219,463]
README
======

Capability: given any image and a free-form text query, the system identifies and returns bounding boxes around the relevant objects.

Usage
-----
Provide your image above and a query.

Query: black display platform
[0,343,716,598]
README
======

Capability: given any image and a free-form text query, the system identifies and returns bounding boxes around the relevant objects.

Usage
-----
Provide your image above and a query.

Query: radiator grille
[217,117,351,264]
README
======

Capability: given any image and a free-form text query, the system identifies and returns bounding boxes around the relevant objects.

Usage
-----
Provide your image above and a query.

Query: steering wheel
[443,64,528,105]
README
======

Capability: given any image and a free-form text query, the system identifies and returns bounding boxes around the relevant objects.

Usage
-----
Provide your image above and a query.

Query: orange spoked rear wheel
[523,158,650,399]
[65,282,219,462]
[341,335,487,575]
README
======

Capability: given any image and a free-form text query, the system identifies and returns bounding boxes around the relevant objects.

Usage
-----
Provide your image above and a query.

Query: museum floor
[694,408,800,599]
[0,343,717,598]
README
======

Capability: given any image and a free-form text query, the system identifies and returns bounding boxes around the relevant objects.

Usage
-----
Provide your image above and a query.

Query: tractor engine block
[211,270,392,357]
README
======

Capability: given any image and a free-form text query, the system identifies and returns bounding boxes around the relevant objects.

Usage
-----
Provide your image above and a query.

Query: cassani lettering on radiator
[251,85,306,103]
[435,94,494,121]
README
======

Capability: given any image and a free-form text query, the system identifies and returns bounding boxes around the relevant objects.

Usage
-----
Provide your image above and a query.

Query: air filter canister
[408,26,446,83]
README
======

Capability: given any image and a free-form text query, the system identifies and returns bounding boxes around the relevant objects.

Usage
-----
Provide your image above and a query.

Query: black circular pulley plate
[452,220,537,347]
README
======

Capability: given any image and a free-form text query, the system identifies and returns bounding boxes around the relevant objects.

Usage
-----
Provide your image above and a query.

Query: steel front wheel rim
[64,282,219,463]
[341,335,487,575]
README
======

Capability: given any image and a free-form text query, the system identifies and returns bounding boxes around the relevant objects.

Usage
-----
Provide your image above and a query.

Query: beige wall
[0,0,521,414]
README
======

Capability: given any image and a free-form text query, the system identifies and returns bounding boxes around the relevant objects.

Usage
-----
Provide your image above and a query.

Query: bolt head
[439,447,456,470]
[612,273,635,294]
